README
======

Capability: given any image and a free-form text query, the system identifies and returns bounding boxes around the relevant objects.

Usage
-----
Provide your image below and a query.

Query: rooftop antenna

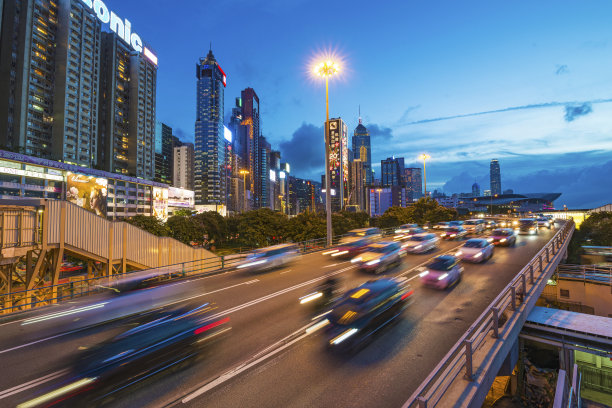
[358,105,362,124]
[209,41,212,51]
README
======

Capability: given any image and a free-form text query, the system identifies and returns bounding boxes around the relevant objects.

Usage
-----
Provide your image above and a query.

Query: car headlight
[237,259,266,269]
[474,252,482,258]
[351,256,362,263]
[365,259,380,266]
[419,270,429,277]
[437,273,449,281]
[415,245,422,249]
[500,238,506,243]
[330,328,358,345]
[455,251,463,256]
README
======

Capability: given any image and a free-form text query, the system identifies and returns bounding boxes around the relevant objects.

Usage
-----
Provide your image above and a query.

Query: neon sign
[79,0,157,64]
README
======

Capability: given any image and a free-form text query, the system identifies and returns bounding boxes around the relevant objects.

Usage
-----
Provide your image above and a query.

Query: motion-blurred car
[440,226,468,240]
[393,227,425,241]
[448,220,464,227]
[326,278,413,350]
[485,219,497,229]
[236,244,298,272]
[456,238,494,263]
[419,255,463,289]
[433,221,450,229]
[21,303,230,407]
[351,242,402,274]
[402,233,439,254]
[395,224,419,233]
[489,228,517,247]
[536,217,552,229]
[463,219,486,234]
[518,218,539,235]
[324,228,382,259]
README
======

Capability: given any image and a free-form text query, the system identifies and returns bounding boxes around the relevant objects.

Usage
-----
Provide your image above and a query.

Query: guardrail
[403,219,575,408]
[557,264,612,286]
[0,226,400,314]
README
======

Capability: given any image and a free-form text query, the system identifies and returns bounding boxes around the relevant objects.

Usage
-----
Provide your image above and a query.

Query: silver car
[402,233,439,254]
[351,241,402,274]
[236,244,298,273]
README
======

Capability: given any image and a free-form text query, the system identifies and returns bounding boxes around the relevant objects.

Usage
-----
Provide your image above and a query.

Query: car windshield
[493,229,510,236]
[366,246,392,253]
[463,240,485,248]
[410,235,427,242]
[346,231,367,237]
[520,219,535,226]
[464,221,477,225]
[447,227,462,232]
[427,258,455,271]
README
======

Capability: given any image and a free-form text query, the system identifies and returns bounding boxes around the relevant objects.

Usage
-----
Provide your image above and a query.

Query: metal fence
[403,220,575,408]
[0,227,399,314]
[557,264,612,286]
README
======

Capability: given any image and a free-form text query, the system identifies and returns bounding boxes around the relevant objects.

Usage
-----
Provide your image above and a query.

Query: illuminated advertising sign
[78,0,157,64]
[66,173,108,216]
[168,187,195,208]
[218,64,227,87]
[270,169,276,182]
[223,126,232,143]
[152,187,169,221]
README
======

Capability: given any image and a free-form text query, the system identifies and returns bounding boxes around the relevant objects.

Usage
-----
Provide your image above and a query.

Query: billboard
[152,187,169,221]
[168,187,195,208]
[66,173,108,216]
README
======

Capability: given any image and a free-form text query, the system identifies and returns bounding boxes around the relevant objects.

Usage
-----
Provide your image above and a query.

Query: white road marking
[0,369,68,400]
[323,263,339,268]
[182,319,328,403]
[280,270,292,275]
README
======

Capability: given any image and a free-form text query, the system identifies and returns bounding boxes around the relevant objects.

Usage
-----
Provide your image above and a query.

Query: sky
[106,0,612,209]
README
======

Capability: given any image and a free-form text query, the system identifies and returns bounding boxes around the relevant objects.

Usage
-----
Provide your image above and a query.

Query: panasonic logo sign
[79,0,157,64]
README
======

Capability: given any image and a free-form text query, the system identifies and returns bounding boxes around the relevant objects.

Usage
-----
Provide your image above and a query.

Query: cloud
[279,123,325,179]
[397,98,612,126]
[564,103,593,122]
[367,124,393,141]
[555,64,569,75]
[397,105,421,125]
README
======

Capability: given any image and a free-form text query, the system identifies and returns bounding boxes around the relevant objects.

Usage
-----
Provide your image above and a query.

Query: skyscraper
[490,159,501,196]
[327,117,349,212]
[0,0,101,165]
[194,48,226,209]
[472,182,480,197]
[98,32,157,179]
[173,143,194,190]
[240,88,262,208]
[404,167,422,200]
[381,157,405,187]
[154,122,173,184]
[352,116,372,185]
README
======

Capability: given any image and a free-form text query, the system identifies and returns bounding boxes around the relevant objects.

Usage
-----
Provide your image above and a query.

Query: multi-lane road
[0,226,559,408]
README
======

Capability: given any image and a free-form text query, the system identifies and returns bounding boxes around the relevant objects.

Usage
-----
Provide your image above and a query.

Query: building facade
[490,159,501,196]
[194,48,226,210]
[173,143,194,190]
[381,156,405,187]
[352,117,372,186]
[154,121,173,184]
[349,159,366,211]
[404,167,422,201]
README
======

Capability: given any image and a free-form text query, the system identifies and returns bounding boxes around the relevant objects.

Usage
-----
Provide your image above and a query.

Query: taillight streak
[194,317,230,335]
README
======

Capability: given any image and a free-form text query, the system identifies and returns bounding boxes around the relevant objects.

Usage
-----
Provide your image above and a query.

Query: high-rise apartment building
[490,159,501,196]
[0,0,101,165]
[404,167,422,201]
[173,143,194,190]
[194,48,226,209]
[352,117,372,185]
[381,157,405,187]
[349,159,366,211]
[327,117,349,212]
[154,121,173,184]
[472,182,480,197]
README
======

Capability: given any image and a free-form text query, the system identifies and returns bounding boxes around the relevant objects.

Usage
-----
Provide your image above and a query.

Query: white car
[402,233,439,254]
[236,244,299,272]
[463,219,485,234]
[456,238,494,263]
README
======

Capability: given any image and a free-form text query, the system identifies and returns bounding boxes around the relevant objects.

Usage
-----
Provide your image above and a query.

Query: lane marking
[280,270,292,275]
[181,320,328,403]
[323,263,339,268]
[0,369,69,400]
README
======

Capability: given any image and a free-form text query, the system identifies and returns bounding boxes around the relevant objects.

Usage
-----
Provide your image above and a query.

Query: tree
[193,211,228,245]
[567,212,612,263]
[173,209,194,217]
[285,211,326,242]
[166,215,201,245]
[125,215,170,237]
[236,209,288,247]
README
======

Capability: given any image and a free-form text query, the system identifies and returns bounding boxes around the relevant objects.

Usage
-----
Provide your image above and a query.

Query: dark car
[23,303,230,407]
[326,278,413,350]
[518,218,539,235]
[489,228,516,246]
[325,228,382,259]
[351,241,403,274]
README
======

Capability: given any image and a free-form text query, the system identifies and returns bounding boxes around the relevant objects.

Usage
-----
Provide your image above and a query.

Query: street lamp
[419,154,430,198]
[239,169,249,213]
[314,59,340,246]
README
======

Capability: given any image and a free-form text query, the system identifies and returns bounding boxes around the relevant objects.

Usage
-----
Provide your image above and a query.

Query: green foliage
[126,215,170,237]
[285,211,326,242]
[193,211,228,245]
[235,208,288,247]
[375,198,457,228]
[173,209,194,217]
[166,215,201,245]
[567,212,612,263]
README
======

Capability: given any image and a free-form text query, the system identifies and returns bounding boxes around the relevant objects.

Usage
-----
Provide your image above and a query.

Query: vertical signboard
[152,187,168,221]
[66,173,108,216]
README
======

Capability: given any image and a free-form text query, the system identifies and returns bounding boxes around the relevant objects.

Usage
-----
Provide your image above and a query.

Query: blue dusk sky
[107,0,612,209]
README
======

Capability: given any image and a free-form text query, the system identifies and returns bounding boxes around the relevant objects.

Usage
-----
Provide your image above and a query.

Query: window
[560,289,570,298]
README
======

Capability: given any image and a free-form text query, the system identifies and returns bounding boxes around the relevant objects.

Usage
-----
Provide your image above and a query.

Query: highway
[0,226,558,408]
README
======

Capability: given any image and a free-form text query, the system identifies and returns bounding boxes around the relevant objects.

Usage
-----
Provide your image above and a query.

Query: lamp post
[314,60,340,246]
[239,169,249,213]
[419,154,430,198]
